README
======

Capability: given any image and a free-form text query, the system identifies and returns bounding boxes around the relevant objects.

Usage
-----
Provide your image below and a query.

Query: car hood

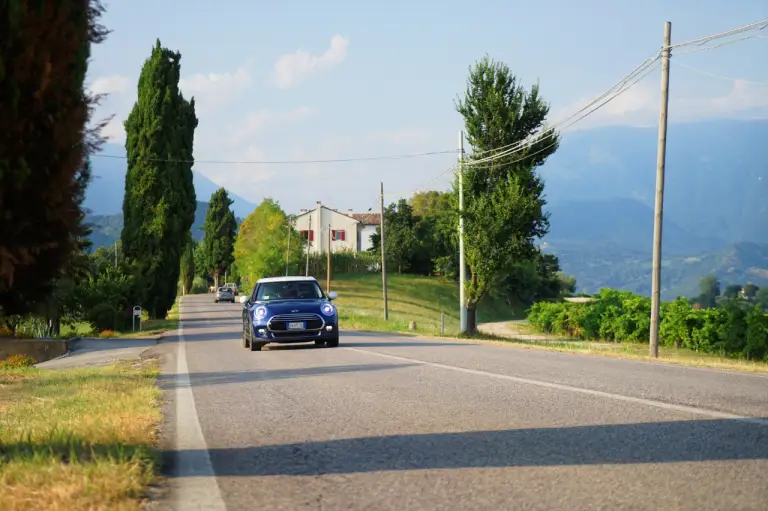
[255,299,329,314]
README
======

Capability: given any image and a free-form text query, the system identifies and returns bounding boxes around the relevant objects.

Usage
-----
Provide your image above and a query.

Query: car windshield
[218,287,229,292]
[256,280,324,301]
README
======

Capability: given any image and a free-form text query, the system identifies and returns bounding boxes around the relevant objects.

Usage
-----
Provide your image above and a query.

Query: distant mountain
[535,119,768,298]
[85,143,256,218]
[540,119,768,245]
[545,240,768,301]
[544,198,724,256]
[87,201,210,250]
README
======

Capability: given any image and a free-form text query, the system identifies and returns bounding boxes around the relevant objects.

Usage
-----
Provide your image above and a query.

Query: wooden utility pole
[327,224,331,292]
[649,21,672,358]
[380,181,389,320]
[305,213,312,276]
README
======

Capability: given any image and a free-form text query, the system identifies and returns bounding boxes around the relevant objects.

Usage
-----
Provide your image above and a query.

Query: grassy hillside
[329,273,524,336]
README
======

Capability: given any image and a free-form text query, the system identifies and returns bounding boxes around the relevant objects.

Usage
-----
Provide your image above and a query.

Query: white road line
[346,347,768,427]
[173,297,227,511]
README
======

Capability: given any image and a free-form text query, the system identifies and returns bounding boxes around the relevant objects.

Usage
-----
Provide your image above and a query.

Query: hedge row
[527,289,768,360]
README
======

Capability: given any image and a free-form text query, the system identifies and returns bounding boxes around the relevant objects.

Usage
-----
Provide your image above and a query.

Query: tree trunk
[213,270,220,289]
[466,304,478,334]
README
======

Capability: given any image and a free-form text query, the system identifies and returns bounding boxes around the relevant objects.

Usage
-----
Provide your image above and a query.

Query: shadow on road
[341,341,471,348]
[164,418,768,476]
[158,363,419,388]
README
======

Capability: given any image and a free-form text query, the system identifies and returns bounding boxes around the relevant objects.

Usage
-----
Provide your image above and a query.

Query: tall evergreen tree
[179,232,195,295]
[122,39,198,319]
[0,0,109,318]
[455,56,559,332]
[202,188,237,287]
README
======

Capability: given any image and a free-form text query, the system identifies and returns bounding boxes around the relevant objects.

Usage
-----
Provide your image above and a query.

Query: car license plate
[287,321,305,330]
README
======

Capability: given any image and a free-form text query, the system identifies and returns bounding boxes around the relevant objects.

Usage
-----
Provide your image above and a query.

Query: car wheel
[249,340,263,351]
[242,320,251,349]
[326,335,340,348]
[215,300,219,303]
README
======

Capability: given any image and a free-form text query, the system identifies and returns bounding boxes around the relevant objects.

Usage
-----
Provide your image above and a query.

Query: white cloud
[179,66,252,113]
[271,35,349,89]
[101,116,126,143]
[554,78,768,131]
[225,107,317,146]
[89,75,129,95]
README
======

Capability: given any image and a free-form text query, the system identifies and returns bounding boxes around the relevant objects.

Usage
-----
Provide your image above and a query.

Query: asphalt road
[146,294,768,511]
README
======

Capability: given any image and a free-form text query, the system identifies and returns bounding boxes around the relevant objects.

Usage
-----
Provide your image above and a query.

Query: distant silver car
[215,286,235,303]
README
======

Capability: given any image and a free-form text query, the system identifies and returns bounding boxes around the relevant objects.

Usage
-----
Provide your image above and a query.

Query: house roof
[350,212,381,225]
[294,205,360,223]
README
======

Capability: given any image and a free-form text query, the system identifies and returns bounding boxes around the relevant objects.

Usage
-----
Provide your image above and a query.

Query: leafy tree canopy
[455,55,559,330]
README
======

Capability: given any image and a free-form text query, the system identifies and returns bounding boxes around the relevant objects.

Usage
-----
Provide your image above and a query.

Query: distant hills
[86,201,211,250]
[85,143,256,218]
[539,119,768,299]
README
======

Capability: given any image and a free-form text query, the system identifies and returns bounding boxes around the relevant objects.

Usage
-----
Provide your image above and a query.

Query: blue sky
[87,0,768,213]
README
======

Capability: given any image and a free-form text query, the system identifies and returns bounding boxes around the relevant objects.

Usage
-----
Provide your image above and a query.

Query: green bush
[527,290,768,360]
[191,276,210,294]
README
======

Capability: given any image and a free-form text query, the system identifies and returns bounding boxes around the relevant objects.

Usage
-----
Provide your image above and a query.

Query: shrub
[527,289,768,361]
[98,329,117,338]
[0,354,37,369]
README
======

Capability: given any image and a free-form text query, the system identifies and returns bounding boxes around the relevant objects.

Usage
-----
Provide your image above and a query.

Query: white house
[292,203,380,254]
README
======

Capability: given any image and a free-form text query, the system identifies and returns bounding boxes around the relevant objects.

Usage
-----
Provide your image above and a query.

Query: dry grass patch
[0,359,162,510]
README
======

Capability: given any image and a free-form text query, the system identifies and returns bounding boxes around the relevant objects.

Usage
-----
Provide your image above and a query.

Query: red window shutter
[309,230,314,242]
[331,230,337,241]
[341,230,346,241]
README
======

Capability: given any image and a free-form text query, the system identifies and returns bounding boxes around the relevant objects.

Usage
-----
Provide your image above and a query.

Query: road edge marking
[173,295,228,510]
[346,347,768,427]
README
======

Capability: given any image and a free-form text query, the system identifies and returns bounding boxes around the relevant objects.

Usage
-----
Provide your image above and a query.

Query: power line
[673,33,767,55]
[91,149,458,165]
[667,18,767,49]
[674,60,768,86]
[467,52,662,161]
[466,60,661,167]
[380,56,663,202]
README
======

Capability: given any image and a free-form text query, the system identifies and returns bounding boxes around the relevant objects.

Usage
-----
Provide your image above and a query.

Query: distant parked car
[215,286,235,303]
[239,276,339,351]
[224,282,238,295]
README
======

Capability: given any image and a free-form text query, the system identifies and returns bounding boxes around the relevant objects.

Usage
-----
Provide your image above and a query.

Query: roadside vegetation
[0,359,161,510]
[332,273,525,336]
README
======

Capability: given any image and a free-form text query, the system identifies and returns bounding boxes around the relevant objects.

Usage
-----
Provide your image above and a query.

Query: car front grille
[268,313,324,331]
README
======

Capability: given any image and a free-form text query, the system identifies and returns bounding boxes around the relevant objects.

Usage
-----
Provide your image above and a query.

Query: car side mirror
[239,295,248,304]
[327,291,338,301]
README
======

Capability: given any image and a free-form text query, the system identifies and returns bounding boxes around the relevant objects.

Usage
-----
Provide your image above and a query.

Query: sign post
[133,306,142,332]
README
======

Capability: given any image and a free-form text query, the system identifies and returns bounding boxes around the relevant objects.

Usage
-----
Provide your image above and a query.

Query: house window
[332,230,346,241]
[300,230,314,241]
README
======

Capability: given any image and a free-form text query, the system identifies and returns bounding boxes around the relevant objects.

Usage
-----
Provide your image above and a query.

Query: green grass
[331,273,524,336]
[0,359,162,510]
[59,299,181,340]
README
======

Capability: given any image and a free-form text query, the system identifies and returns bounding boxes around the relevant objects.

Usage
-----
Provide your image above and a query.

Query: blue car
[240,276,339,351]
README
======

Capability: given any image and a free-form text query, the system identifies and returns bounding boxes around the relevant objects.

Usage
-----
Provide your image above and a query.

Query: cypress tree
[0,1,109,317]
[202,188,237,288]
[179,232,195,295]
[122,39,198,319]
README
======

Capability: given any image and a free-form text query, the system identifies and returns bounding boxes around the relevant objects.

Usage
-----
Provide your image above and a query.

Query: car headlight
[321,302,335,316]
[254,306,268,320]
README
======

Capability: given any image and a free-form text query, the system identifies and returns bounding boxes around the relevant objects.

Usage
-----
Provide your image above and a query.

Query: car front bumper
[251,321,339,343]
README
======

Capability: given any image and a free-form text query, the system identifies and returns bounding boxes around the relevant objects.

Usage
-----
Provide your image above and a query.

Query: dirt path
[478,320,565,341]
